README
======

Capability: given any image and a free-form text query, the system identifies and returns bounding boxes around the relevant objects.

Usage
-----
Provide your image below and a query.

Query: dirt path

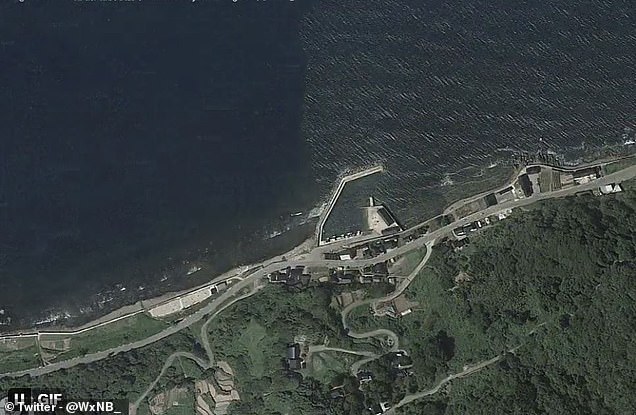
[132,351,211,412]
[129,282,261,414]
[308,345,377,357]
[390,354,504,412]
[384,345,526,413]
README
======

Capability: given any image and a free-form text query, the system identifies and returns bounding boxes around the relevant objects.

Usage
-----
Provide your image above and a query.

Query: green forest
[1,185,635,415]
[394,187,636,414]
[0,331,197,401]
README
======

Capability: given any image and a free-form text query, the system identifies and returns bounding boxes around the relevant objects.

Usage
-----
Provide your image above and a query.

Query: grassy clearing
[163,388,195,415]
[404,246,427,271]
[392,246,427,276]
[135,403,151,415]
[0,336,37,352]
[308,351,352,384]
[41,313,169,363]
[176,355,205,379]
[0,337,40,373]
[620,177,636,191]
[187,319,206,345]
[238,319,268,378]
[603,157,636,175]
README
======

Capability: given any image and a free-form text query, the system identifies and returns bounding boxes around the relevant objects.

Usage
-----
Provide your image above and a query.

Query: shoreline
[0,237,317,337]
[1,161,635,376]
[2,154,633,337]
[0,166,385,336]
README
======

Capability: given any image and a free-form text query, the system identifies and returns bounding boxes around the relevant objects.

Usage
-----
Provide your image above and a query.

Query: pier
[315,164,385,245]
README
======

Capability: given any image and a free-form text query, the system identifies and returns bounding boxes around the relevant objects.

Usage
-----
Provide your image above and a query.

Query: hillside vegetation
[398,188,636,414]
[1,186,634,415]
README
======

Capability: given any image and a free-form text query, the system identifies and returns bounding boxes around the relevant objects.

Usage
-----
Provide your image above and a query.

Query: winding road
[130,282,263,413]
[2,164,634,382]
[331,240,436,375]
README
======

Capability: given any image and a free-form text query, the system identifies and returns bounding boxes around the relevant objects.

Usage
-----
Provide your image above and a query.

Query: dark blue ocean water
[1,0,634,328]
[0,1,315,327]
[302,0,635,224]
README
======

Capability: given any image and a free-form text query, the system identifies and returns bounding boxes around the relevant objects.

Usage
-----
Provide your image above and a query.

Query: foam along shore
[0,238,316,339]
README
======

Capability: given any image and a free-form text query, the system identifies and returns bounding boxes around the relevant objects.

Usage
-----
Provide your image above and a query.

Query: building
[324,252,340,260]
[331,268,359,284]
[383,237,399,250]
[285,343,305,371]
[599,183,623,194]
[368,241,387,257]
[357,370,373,384]
[452,226,466,237]
[571,166,601,185]
[455,221,480,236]
[372,262,389,276]
[381,225,401,235]
[268,266,310,287]
[495,186,515,203]
[518,174,534,197]
[368,402,391,415]
[267,271,287,283]
[450,237,470,251]
[392,352,414,370]
[362,261,389,278]
[376,207,397,228]
[391,295,412,317]
[497,208,513,220]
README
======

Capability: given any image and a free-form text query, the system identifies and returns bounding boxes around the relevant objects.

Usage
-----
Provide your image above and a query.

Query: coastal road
[2,165,635,378]
[310,164,636,266]
[1,272,267,378]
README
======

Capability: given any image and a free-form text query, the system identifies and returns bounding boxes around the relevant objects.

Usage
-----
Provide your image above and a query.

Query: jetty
[315,164,384,245]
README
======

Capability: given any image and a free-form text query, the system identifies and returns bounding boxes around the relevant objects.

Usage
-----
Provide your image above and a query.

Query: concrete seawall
[315,164,385,245]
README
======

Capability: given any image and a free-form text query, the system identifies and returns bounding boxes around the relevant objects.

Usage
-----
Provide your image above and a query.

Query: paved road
[129,283,263,412]
[340,240,433,333]
[293,165,636,269]
[132,351,211,413]
[2,165,634,379]
[1,276,264,378]
[340,242,436,374]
